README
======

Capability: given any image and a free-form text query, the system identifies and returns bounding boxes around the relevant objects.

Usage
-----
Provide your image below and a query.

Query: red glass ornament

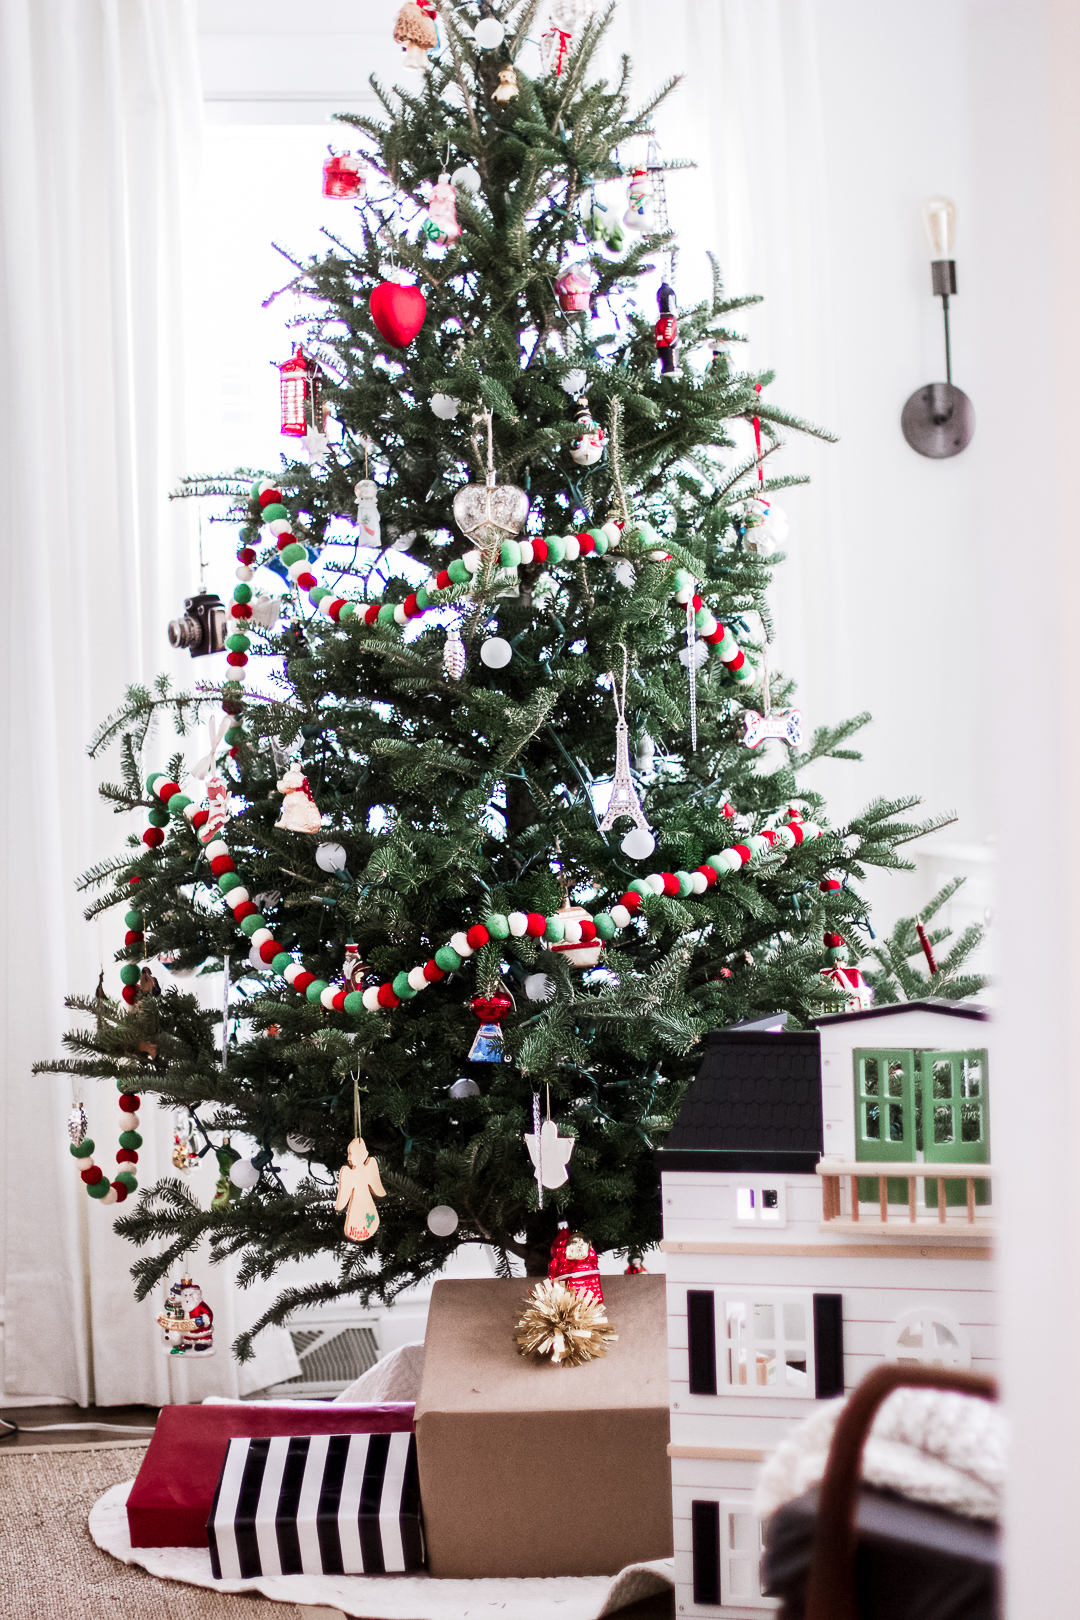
[279,347,309,437]
[369,280,427,348]
[548,1222,604,1305]
[322,152,364,199]
[470,991,513,1024]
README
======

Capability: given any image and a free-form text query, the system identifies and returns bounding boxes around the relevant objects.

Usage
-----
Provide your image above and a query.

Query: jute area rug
[0,1445,310,1620]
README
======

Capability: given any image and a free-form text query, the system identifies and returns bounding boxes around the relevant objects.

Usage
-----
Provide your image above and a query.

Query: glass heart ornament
[452,473,529,549]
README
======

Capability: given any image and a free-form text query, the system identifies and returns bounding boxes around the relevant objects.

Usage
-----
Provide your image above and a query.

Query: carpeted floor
[0,1446,309,1619]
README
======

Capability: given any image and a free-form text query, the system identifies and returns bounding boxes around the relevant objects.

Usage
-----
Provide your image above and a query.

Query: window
[735,1179,787,1227]
[720,1294,810,1396]
[854,1047,990,1205]
[885,1306,971,1369]
[692,1502,775,1609]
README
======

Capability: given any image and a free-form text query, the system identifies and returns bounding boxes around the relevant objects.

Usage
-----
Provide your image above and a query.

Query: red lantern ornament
[370,277,427,349]
[322,151,364,199]
[279,346,309,438]
[468,988,512,1064]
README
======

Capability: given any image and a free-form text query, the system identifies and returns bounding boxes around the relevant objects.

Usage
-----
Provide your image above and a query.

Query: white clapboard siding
[662,1173,825,1241]
[672,1458,778,1619]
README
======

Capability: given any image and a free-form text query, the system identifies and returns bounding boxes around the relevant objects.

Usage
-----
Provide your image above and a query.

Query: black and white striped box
[207,1431,424,1579]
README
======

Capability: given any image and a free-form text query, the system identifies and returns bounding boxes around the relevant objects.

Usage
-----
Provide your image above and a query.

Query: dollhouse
[657,1000,994,1616]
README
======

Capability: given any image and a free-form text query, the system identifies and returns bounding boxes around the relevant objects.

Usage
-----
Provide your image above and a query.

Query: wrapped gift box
[126,1400,414,1548]
[208,1431,424,1578]
[414,1274,672,1578]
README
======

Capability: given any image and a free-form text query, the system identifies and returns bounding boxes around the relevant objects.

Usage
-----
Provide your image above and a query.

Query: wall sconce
[901,195,975,457]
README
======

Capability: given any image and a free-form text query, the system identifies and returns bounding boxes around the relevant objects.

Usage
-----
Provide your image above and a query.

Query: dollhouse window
[735,1180,787,1226]
[691,1502,775,1609]
[722,1295,810,1394]
[885,1306,971,1369]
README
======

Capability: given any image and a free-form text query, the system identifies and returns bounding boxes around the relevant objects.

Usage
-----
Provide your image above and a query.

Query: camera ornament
[569,397,604,467]
[157,1273,215,1356]
[623,166,654,231]
[274,765,324,833]
[370,272,427,349]
[423,172,461,246]
[554,261,592,314]
[393,0,438,68]
[168,591,227,657]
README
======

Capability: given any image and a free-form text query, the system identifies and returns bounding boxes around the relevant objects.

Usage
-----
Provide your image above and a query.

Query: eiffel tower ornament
[598,649,656,860]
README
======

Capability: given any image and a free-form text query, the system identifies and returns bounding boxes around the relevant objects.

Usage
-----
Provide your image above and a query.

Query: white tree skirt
[89,1479,675,1620]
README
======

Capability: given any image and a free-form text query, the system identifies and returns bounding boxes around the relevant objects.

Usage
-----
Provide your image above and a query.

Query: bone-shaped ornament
[743,708,803,749]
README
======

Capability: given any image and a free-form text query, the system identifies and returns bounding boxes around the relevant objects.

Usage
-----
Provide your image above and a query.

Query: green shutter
[853,1049,915,1203]
[920,1049,990,1208]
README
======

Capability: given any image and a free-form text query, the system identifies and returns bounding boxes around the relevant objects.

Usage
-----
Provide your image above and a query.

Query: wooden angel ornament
[336,1137,387,1242]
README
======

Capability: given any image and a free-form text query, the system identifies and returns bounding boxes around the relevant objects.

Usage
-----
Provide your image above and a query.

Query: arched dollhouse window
[885,1306,971,1368]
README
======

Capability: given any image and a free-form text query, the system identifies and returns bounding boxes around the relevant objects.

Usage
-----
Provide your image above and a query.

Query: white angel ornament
[335,1137,387,1242]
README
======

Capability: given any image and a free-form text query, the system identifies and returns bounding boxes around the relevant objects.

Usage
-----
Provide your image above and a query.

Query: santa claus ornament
[274,766,323,833]
[548,1220,604,1305]
[157,1274,215,1357]
[370,275,427,348]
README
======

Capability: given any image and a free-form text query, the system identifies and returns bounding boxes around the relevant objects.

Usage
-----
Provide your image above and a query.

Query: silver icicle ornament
[598,649,656,860]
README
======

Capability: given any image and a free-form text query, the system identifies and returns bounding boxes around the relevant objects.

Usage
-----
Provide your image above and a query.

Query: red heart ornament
[370,281,427,348]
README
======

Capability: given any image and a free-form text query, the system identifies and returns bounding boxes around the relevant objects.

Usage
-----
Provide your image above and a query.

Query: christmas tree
[38,1,981,1357]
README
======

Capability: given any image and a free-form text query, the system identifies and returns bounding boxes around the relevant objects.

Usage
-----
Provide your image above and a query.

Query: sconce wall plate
[901,382,975,459]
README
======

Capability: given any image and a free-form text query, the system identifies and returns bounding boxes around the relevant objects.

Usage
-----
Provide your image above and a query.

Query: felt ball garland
[70,1089,141,1204]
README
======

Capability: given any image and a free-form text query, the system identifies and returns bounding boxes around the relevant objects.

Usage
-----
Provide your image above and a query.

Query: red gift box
[127,1402,415,1547]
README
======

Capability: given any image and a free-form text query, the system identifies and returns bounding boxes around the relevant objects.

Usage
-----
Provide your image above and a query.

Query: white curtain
[0,0,295,1406]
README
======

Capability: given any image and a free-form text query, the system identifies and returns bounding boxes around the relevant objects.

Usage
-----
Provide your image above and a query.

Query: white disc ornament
[620,826,656,860]
[286,1133,315,1154]
[315,842,347,873]
[443,628,466,679]
[561,368,587,395]
[449,1077,480,1099]
[473,16,505,48]
[451,164,481,194]
[431,393,460,419]
[229,1158,260,1189]
[524,972,556,1002]
[480,636,512,669]
[427,1204,460,1236]
[247,944,266,971]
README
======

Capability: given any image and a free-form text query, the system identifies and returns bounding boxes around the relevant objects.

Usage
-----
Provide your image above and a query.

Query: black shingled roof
[656,1030,823,1173]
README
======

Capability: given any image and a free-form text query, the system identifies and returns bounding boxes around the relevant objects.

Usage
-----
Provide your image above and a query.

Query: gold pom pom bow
[514,1279,618,1368]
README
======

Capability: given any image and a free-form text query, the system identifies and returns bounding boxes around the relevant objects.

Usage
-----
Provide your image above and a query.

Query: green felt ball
[706,856,726,874]
[694,608,712,631]
[629,880,651,896]
[344,991,366,1017]
[675,871,694,897]
[544,917,565,942]
[225,634,250,654]
[233,582,252,605]
[119,1130,143,1151]
[434,945,462,972]
[145,772,164,793]
[447,557,470,585]
[633,522,660,548]
[86,1178,111,1199]
[260,502,288,524]
[594,912,616,940]
[485,913,510,939]
[377,604,397,624]
[593,534,609,554]
[115,1172,137,1192]
[339,603,355,618]
[218,872,242,894]
[305,979,329,1002]
[239,913,265,936]
[545,536,566,564]
[70,1139,95,1159]
[224,726,244,747]
[500,539,521,568]
[674,568,695,592]
[415,587,430,610]
[272,952,293,974]
[168,794,192,817]
[124,910,143,930]
[392,971,417,999]
[280,543,306,566]
[310,587,330,604]
[147,808,169,828]
[119,964,139,986]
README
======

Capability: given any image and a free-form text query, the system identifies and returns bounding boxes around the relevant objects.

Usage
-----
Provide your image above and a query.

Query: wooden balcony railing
[816,1160,995,1231]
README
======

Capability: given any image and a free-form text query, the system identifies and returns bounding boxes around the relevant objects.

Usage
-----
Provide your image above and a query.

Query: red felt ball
[691,594,703,613]
[230,603,253,620]
[531,538,549,562]
[376,983,401,1009]
[124,930,144,947]
[222,698,242,715]
[239,547,256,565]
[820,878,842,891]
[759,829,776,846]
[227,652,248,667]
[117,1148,138,1163]
[525,912,547,938]
[661,873,680,896]
[143,827,164,848]
[121,985,138,1006]
[332,990,347,1011]
[233,901,257,922]
[229,747,239,759]
[695,865,717,886]
[725,648,745,671]
[704,626,724,645]
[276,532,295,551]
[210,855,235,876]
[327,600,346,622]
[422,960,446,982]
[259,939,280,963]
[578,918,597,943]
[466,924,490,950]
[370,280,427,348]
[110,1180,129,1202]
[129,874,141,885]
[731,844,752,865]
[788,823,805,844]
[157,781,180,801]
[119,1093,140,1109]
[619,891,642,913]
[191,809,209,830]
[81,1166,103,1185]
[435,569,452,591]
[358,604,377,625]
[576,533,595,555]
[824,932,844,949]
[403,593,420,618]
[293,971,316,994]
[259,487,282,508]
[297,572,317,591]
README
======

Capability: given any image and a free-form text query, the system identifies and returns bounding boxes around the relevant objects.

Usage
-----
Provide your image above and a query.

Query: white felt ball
[480,637,512,668]
[450,931,473,957]
[408,966,428,991]
[449,1077,480,1099]
[562,918,583,943]
[562,537,580,561]
[320,986,338,1009]
[394,605,408,626]
[463,550,482,574]
[287,1133,314,1153]
[691,872,709,894]
[431,393,460,419]
[288,560,308,581]
[362,986,381,1011]
[645,873,667,895]
[427,1204,460,1236]
[251,928,273,948]
[473,16,505,48]
[524,973,556,1002]
[507,911,529,937]
[119,1116,137,1135]
[451,164,481,194]
[183,803,197,821]
[235,566,254,582]
[719,848,744,871]
[561,369,588,395]
[773,826,796,850]
[518,540,534,565]
[315,842,347,873]
[282,963,304,985]
[229,1158,260,1189]
[248,945,265,970]
[610,904,632,929]
[226,887,250,909]
[205,840,229,861]
[102,1187,118,1205]
[266,518,291,537]
[601,520,623,545]
[621,827,656,861]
